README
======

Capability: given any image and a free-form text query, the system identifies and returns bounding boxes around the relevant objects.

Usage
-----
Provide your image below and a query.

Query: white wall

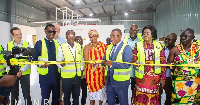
[0,21,10,46]
[36,25,124,45]
[0,21,36,48]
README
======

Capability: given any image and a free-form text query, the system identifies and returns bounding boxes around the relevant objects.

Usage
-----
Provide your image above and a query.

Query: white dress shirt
[57,42,83,70]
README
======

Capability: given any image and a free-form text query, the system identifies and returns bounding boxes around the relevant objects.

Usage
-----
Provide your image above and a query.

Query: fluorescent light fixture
[89,14,93,16]
[124,12,128,16]
[26,18,101,23]
[76,0,80,3]
[127,0,132,2]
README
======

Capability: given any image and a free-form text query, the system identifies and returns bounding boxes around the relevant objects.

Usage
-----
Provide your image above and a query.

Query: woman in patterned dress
[132,25,166,105]
[83,29,106,105]
[168,28,200,105]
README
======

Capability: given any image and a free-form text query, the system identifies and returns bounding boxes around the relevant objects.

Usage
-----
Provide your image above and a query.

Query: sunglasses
[110,35,120,38]
[46,30,56,34]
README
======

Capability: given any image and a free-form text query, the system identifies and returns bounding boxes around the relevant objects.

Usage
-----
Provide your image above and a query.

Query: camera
[1,46,34,75]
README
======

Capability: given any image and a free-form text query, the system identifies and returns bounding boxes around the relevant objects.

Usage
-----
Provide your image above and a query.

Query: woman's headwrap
[88,29,99,36]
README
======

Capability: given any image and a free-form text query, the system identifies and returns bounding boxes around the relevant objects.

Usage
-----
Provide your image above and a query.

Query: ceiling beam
[83,9,156,18]
[70,0,150,10]
[82,0,96,15]
[17,0,47,12]
[98,0,108,16]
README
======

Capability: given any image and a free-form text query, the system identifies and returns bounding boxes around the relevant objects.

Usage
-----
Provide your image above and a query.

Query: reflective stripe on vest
[37,38,60,75]
[123,34,143,44]
[105,43,131,81]
[0,45,5,77]
[7,41,30,75]
[61,42,81,78]
[136,40,162,79]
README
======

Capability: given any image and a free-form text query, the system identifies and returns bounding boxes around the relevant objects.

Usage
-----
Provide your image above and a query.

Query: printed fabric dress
[171,43,200,105]
[85,41,107,101]
[132,42,166,105]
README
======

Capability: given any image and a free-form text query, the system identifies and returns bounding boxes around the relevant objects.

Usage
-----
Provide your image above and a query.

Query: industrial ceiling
[17,0,164,19]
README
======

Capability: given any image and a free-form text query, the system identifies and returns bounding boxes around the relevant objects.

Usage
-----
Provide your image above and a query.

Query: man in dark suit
[102,29,132,105]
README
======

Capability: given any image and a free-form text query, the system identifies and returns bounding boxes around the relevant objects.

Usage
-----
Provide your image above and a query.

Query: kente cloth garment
[132,42,166,105]
[171,43,200,105]
[196,91,200,105]
[85,41,106,93]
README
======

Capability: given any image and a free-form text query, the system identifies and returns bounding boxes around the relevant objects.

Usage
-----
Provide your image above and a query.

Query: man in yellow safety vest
[102,28,132,105]
[6,27,32,105]
[57,30,83,105]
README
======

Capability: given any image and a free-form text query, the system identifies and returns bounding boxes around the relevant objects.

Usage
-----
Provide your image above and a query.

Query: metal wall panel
[0,0,51,27]
[155,0,200,38]
[0,0,8,22]
[112,13,154,33]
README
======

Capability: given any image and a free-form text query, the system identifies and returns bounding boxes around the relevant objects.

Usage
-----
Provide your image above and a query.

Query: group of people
[0,23,199,105]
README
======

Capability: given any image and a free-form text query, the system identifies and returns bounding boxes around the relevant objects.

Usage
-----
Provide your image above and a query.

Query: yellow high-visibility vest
[135,40,162,79]
[60,42,82,78]
[37,38,60,75]
[7,41,30,75]
[0,45,6,77]
[123,34,143,44]
[105,43,131,81]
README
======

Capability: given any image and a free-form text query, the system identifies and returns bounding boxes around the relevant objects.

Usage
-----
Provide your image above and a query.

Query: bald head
[180,28,195,45]
[182,28,194,38]
[53,23,60,36]
[75,36,83,45]
[165,33,177,49]
[106,37,111,45]
[168,33,177,40]
[129,24,139,38]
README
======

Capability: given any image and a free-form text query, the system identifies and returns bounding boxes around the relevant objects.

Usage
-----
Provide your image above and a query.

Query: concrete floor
[16,65,166,105]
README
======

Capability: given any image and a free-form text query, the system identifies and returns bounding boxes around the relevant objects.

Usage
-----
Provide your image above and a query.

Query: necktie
[110,45,117,60]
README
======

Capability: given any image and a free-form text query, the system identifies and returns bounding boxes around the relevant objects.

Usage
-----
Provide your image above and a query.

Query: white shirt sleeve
[20,43,31,72]
[56,46,64,68]
[80,49,84,70]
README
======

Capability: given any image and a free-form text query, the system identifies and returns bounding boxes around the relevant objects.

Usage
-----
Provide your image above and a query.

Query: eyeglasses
[165,38,172,41]
[67,34,75,37]
[110,35,120,38]
[76,39,82,42]
[142,32,151,36]
[13,33,22,36]
[46,30,56,34]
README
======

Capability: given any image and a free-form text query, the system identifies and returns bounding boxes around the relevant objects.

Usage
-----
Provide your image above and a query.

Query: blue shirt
[122,35,140,78]
[56,36,66,45]
[165,46,171,77]
[32,38,60,84]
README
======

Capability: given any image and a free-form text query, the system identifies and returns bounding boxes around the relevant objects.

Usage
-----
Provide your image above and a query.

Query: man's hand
[0,75,17,87]
[104,60,112,66]
[16,70,23,77]
[134,61,141,68]
[160,79,165,89]
[60,60,65,67]
[60,63,65,67]
[81,75,86,79]
[42,63,49,68]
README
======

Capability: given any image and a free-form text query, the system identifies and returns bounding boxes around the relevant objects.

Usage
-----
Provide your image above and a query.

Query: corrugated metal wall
[0,0,8,22]
[112,13,154,33]
[0,0,50,27]
[79,13,154,33]
[155,0,200,38]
